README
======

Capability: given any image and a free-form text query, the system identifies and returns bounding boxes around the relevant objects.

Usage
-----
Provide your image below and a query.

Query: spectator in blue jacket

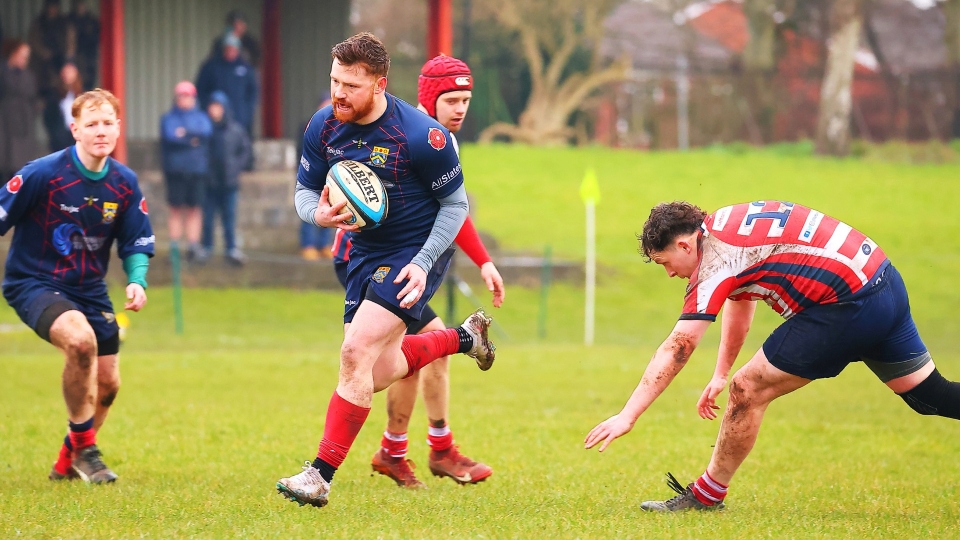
[198,91,251,267]
[195,33,258,136]
[160,80,212,260]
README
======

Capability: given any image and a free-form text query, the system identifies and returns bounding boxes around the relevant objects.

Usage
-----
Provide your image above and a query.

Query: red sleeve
[454,215,492,268]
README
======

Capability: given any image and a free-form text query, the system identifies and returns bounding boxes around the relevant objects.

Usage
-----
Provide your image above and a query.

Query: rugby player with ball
[278,33,496,508]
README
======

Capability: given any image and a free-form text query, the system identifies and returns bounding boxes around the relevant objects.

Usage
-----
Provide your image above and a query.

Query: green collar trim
[70,146,110,181]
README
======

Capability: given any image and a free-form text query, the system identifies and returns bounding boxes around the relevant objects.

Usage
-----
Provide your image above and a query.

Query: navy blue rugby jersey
[0,147,155,295]
[298,93,465,253]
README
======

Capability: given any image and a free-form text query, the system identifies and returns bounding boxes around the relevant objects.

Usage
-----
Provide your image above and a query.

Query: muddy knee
[63,332,98,368]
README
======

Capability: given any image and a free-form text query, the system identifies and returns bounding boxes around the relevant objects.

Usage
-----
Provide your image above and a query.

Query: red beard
[333,91,376,123]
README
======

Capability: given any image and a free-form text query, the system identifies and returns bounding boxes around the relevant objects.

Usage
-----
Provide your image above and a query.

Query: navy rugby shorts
[4,281,121,355]
[763,264,928,381]
[342,245,453,326]
[335,255,442,333]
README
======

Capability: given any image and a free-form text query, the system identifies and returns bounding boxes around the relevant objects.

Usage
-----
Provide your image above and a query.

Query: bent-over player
[585,200,960,511]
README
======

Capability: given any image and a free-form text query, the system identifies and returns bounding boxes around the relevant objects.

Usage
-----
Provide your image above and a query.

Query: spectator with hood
[195,33,258,136]
[160,80,212,260]
[209,10,261,69]
[198,91,251,267]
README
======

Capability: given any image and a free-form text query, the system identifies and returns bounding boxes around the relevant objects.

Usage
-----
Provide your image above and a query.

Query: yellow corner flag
[579,168,601,205]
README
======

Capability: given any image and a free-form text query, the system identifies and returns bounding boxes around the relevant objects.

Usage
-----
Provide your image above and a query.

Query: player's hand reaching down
[480,262,505,308]
[698,375,727,420]
[124,283,147,312]
[395,264,428,308]
[584,414,635,452]
[314,185,360,232]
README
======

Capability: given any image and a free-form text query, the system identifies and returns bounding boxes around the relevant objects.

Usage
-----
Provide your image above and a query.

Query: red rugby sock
[316,392,371,469]
[401,329,459,377]
[53,441,73,475]
[380,431,408,458]
[427,423,454,453]
[68,418,96,451]
[691,471,728,506]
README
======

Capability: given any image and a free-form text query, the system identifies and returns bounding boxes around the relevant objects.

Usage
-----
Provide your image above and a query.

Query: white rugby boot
[276,462,331,508]
[461,309,496,371]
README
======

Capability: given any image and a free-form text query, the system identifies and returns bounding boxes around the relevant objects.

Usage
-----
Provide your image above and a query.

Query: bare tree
[742,0,778,143]
[477,0,628,145]
[815,0,864,156]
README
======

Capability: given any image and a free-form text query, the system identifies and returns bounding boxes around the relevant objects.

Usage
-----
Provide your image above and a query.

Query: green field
[2,145,960,538]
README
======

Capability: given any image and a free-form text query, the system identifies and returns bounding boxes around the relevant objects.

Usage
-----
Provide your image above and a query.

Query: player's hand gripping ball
[325,160,389,230]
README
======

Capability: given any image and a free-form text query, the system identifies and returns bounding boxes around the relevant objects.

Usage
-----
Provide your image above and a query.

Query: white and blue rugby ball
[325,160,389,231]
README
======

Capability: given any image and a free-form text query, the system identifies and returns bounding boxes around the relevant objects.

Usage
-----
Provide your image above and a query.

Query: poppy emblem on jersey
[428,128,446,151]
[139,197,149,215]
[370,146,390,167]
[372,266,391,283]
[102,202,118,224]
[6,175,22,194]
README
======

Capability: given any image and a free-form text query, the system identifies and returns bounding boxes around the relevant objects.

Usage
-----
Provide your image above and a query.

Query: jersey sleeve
[296,108,331,191]
[408,123,464,199]
[679,249,737,322]
[0,164,47,236]
[114,175,156,259]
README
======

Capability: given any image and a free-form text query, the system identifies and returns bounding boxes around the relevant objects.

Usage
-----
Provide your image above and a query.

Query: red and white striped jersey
[681,201,889,321]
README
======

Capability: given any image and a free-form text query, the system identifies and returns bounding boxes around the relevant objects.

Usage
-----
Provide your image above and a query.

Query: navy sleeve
[114,173,156,259]
[0,163,47,236]
[408,122,464,199]
[296,108,331,191]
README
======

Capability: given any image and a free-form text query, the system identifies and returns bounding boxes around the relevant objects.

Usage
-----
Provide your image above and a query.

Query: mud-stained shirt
[681,201,889,321]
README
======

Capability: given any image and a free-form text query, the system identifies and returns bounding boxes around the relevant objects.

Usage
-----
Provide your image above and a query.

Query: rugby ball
[325,160,389,230]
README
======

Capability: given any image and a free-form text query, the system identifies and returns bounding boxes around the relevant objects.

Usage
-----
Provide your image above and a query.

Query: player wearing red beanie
[367,55,505,488]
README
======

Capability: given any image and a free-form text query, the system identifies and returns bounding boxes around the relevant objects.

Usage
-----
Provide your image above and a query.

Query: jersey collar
[70,145,110,181]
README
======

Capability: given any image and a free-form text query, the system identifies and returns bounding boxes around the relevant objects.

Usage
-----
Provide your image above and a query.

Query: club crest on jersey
[102,202,118,224]
[102,312,116,324]
[428,128,446,151]
[370,146,390,167]
[372,266,391,283]
[139,197,149,215]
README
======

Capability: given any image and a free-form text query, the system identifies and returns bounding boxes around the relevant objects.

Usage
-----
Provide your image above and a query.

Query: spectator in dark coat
[0,41,41,182]
[195,33,258,136]
[67,0,100,90]
[43,62,83,152]
[27,0,69,97]
[209,10,262,69]
[199,91,251,267]
[160,80,212,260]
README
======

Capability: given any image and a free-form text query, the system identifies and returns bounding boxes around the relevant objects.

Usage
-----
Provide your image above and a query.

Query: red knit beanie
[418,55,473,118]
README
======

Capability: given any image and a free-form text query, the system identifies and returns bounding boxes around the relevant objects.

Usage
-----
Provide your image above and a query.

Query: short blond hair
[71,88,121,119]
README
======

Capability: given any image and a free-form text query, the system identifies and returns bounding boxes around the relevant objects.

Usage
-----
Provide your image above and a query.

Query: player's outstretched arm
[698,299,757,420]
[585,319,711,452]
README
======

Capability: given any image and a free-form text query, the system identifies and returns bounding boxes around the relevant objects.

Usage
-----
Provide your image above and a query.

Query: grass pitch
[2,145,960,538]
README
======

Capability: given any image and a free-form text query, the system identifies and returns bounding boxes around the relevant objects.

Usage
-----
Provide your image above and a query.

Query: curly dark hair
[331,32,390,78]
[638,201,707,261]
